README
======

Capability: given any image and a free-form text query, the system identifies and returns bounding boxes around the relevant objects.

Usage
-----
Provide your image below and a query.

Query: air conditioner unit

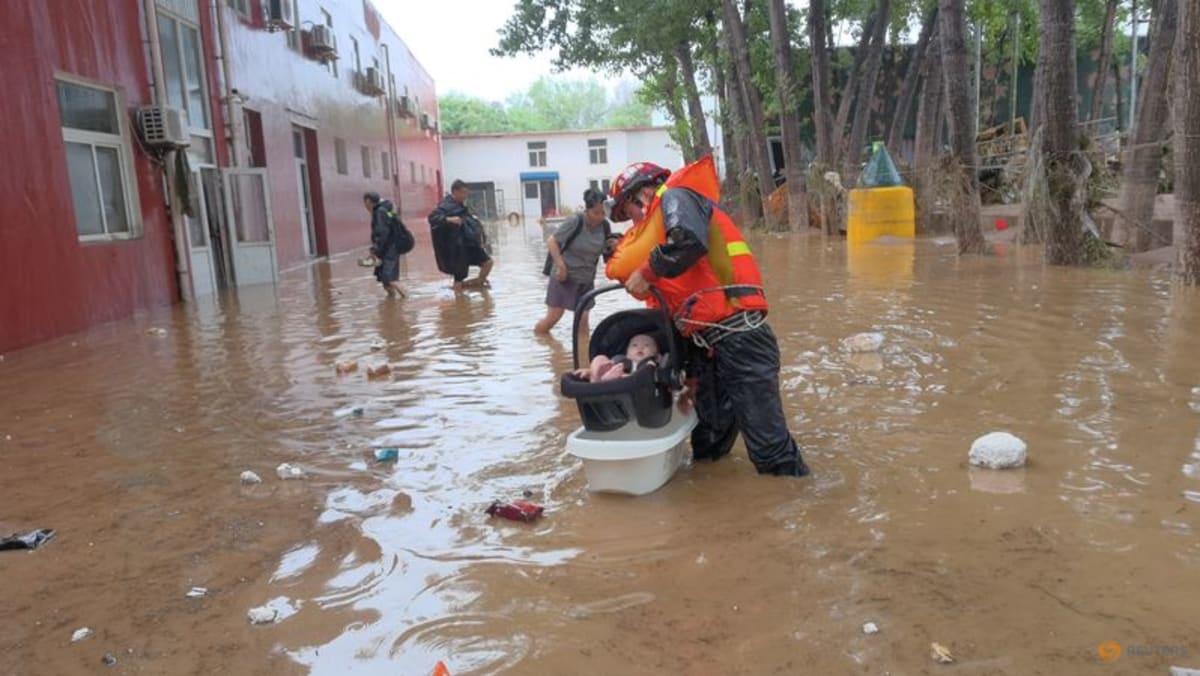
[397,95,415,118]
[137,105,190,148]
[363,67,385,96]
[308,25,336,58]
[420,112,431,130]
[264,0,294,31]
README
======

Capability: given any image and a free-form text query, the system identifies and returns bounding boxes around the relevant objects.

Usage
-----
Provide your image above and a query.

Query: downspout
[211,0,241,166]
[141,0,194,302]
[382,43,400,207]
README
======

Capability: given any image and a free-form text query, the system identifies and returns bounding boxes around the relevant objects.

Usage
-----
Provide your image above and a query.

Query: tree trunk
[834,11,879,162]
[767,0,809,231]
[675,43,712,158]
[1175,0,1200,284]
[1039,0,1086,265]
[939,0,987,253]
[706,12,740,188]
[887,6,939,154]
[721,34,756,221]
[1112,56,1124,131]
[1088,0,1120,122]
[1028,24,1049,136]
[1114,0,1178,251]
[722,0,780,226]
[846,0,892,176]
[915,29,946,234]
[808,0,836,166]
[660,59,697,163]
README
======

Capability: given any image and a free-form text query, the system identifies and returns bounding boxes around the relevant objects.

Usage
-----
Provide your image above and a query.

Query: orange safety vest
[606,156,768,335]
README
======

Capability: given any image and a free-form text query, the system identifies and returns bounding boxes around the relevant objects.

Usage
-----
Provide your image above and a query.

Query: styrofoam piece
[567,408,697,496]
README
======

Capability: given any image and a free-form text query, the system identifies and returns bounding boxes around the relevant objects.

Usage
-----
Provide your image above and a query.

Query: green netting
[858,142,905,188]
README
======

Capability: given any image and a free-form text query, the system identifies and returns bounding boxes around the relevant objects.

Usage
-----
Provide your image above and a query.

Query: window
[321,9,337,77]
[361,146,371,178]
[528,141,547,167]
[381,151,390,179]
[351,36,361,75]
[420,164,426,184]
[589,178,612,194]
[335,138,347,174]
[588,138,608,164]
[524,182,538,199]
[57,79,139,239]
[286,0,301,50]
[157,13,209,132]
[227,0,250,17]
[410,161,416,182]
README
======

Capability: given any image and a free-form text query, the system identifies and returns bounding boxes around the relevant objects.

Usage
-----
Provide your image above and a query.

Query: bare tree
[767,0,808,231]
[721,0,780,226]
[1088,0,1120,123]
[845,0,892,175]
[675,43,712,158]
[915,24,945,233]
[887,6,939,153]
[808,0,836,166]
[1114,0,1179,251]
[834,10,879,162]
[1038,0,1087,265]
[939,0,987,253]
[1175,0,1200,283]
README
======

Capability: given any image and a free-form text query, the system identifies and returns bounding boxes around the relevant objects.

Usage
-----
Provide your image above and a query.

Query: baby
[575,333,661,382]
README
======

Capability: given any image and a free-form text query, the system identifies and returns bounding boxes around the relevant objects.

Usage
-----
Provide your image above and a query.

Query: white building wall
[441,127,684,221]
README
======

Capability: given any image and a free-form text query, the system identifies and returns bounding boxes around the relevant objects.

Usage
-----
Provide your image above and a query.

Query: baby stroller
[560,284,697,495]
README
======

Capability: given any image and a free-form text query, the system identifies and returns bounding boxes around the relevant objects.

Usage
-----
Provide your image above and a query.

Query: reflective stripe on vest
[726,241,751,257]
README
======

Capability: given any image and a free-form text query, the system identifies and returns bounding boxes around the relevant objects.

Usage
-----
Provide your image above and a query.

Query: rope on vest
[673,284,767,349]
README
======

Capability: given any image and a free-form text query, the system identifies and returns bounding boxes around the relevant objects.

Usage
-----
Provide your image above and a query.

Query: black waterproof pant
[688,320,802,473]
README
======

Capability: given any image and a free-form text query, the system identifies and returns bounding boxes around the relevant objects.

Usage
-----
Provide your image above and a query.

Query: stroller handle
[571,283,678,371]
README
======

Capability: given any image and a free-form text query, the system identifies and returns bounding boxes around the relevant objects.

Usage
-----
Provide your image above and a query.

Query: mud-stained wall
[0,1,178,353]
[223,0,442,267]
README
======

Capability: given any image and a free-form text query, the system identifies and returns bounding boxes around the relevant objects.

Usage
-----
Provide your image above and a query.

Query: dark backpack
[387,209,415,255]
[543,215,612,276]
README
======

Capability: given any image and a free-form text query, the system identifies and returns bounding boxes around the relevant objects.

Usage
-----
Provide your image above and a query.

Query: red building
[0,0,442,353]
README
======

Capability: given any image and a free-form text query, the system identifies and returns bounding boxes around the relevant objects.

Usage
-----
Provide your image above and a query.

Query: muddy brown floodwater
[3,223,1200,676]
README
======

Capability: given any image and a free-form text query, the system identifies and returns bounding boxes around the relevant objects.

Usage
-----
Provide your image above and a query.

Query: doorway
[293,126,318,258]
[522,179,558,221]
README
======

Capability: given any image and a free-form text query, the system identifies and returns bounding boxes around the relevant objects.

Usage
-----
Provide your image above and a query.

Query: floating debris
[239,471,262,485]
[930,642,955,664]
[485,500,543,523]
[335,360,358,374]
[968,432,1027,469]
[71,627,93,642]
[275,463,305,480]
[862,622,879,635]
[247,606,278,625]
[185,587,208,598]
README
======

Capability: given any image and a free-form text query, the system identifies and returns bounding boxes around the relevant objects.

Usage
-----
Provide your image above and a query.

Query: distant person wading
[534,188,616,336]
[428,180,494,292]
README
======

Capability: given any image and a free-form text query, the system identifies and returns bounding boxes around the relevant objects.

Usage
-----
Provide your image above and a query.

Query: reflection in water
[3,232,1200,675]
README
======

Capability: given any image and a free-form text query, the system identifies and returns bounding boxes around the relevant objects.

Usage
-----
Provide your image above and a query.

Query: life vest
[605,156,768,335]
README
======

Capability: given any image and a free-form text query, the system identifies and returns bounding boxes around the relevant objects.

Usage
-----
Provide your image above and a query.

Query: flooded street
[3,222,1200,675]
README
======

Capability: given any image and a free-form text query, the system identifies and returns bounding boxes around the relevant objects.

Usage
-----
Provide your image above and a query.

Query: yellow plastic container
[846,186,916,243]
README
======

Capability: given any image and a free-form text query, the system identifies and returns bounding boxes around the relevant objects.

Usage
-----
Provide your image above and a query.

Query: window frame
[55,74,143,242]
[588,138,608,165]
[156,10,214,163]
[334,138,348,175]
[227,0,250,18]
[588,178,612,194]
[361,145,371,178]
[527,140,547,167]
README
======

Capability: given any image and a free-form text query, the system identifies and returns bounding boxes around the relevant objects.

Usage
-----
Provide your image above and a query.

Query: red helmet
[609,161,670,221]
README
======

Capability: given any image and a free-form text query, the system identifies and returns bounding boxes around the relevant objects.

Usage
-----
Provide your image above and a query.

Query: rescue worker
[606,159,810,477]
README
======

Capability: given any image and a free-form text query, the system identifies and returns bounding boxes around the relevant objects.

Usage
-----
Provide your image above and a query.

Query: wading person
[534,188,615,336]
[428,180,493,291]
[605,159,810,478]
[363,192,412,299]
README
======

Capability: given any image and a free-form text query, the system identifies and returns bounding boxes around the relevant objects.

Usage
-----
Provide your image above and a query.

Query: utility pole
[1010,10,1020,133]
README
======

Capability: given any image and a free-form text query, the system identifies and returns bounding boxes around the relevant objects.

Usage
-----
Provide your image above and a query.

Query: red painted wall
[0,1,178,354]
[221,0,442,269]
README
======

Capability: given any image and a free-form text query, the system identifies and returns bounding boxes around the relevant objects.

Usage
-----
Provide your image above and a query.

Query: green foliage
[439,77,652,135]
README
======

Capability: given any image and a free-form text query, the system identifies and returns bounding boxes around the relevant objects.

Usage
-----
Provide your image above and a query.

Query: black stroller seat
[559,285,686,432]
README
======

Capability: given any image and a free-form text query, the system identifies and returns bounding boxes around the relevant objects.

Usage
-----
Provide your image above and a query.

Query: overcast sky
[379,0,617,101]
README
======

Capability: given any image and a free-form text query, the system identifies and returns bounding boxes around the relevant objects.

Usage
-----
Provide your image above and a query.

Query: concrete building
[441,127,683,222]
[0,0,441,353]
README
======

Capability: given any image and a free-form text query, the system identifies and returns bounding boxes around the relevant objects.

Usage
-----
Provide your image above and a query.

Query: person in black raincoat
[364,192,412,298]
[427,180,493,291]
